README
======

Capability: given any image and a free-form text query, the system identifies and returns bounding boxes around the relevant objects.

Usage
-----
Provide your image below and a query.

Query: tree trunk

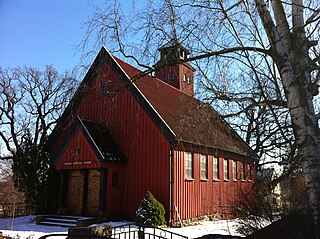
[255,0,320,237]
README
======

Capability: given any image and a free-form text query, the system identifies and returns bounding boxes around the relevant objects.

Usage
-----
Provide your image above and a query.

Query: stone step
[38,220,77,228]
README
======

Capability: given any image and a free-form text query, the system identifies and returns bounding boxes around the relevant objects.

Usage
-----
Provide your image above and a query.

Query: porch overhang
[54,116,126,170]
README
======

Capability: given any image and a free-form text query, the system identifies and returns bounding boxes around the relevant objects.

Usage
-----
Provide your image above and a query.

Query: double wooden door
[66,169,101,216]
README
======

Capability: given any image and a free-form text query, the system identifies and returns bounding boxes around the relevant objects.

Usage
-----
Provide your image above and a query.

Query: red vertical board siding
[178,64,194,96]
[106,164,125,220]
[174,151,255,221]
[71,63,171,221]
[56,129,101,170]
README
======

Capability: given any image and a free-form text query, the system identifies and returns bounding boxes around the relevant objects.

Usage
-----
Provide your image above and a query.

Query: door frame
[58,168,108,216]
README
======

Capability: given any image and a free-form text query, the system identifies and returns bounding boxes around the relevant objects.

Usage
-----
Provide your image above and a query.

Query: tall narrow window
[233,160,238,181]
[180,49,185,59]
[169,72,174,81]
[248,164,252,181]
[241,162,246,180]
[213,157,220,180]
[201,155,208,180]
[185,152,193,179]
[224,159,229,180]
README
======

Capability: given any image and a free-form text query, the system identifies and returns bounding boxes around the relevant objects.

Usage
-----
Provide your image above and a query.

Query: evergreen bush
[135,191,166,226]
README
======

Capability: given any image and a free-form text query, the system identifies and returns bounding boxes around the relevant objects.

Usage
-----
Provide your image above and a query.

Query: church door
[85,169,101,216]
[66,170,84,215]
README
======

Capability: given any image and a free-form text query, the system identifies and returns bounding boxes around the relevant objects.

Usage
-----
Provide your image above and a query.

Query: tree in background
[0,160,25,219]
[11,132,57,213]
[79,0,320,236]
[0,66,76,213]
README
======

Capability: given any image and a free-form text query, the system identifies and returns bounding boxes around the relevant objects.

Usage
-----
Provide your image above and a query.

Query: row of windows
[185,152,253,181]
[161,73,192,84]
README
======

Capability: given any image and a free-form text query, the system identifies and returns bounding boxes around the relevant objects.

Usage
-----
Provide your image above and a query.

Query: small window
[185,152,193,179]
[224,159,229,180]
[187,76,191,84]
[180,49,185,59]
[183,74,187,82]
[162,74,166,81]
[169,72,174,81]
[213,157,220,180]
[200,155,208,180]
[233,160,238,181]
[241,162,246,180]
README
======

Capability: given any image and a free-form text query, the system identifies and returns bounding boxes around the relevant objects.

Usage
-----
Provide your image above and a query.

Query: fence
[38,223,189,239]
[0,203,32,218]
[111,223,188,239]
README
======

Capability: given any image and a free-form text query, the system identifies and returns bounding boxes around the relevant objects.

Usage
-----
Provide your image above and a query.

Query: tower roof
[158,38,191,54]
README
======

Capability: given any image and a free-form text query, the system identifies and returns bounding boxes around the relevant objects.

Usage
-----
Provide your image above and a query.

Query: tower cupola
[155,40,195,96]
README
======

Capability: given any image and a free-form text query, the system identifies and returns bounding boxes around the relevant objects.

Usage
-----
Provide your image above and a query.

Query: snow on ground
[0,216,67,239]
[0,216,246,239]
[166,220,243,238]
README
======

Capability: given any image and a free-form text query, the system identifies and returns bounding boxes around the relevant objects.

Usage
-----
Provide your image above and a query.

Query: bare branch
[0,66,76,160]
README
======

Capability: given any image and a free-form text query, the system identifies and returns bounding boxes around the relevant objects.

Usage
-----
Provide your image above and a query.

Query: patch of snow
[0,216,67,239]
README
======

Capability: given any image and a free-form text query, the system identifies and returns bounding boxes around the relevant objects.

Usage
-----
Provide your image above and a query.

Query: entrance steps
[36,215,106,227]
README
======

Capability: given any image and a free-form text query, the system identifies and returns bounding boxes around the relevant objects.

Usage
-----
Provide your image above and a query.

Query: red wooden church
[48,42,257,224]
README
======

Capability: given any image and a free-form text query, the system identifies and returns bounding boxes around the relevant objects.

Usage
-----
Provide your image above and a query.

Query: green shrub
[135,191,166,226]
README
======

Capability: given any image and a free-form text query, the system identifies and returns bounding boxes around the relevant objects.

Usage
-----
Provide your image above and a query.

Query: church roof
[113,55,257,160]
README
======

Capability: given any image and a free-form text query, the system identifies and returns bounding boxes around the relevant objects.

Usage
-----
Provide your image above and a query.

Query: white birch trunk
[255,0,320,237]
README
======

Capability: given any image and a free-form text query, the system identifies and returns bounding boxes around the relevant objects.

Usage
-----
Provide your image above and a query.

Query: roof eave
[172,139,259,162]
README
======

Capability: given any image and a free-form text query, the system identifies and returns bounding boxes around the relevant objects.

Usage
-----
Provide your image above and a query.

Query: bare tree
[0,66,77,212]
[79,0,320,236]
[0,65,77,160]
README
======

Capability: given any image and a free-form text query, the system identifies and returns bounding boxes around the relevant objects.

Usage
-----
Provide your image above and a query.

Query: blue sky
[0,0,107,73]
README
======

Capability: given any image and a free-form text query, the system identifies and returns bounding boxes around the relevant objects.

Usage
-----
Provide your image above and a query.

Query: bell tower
[155,40,195,96]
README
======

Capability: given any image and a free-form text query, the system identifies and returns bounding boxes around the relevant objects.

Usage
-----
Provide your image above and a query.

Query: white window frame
[185,152,193,179]
[200,154,208,180]
[213,157,220,180]
[241,162,246,181]
[224,159,229,180]
[248,164,252,181]
[233,160,238,181]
